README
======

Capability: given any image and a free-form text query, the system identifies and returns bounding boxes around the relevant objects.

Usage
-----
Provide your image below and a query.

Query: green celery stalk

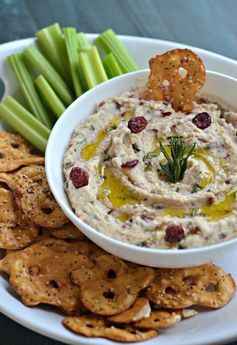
[23,45,74,106]
[8,53,52,128]
[77,32,92,52]
[64,27,87,96]
[95,29,139,73]
[79,46,108,89]
[35,75,66,118]
[103,53,123,78]
[0,96,50,152]
[2,96,50,139]
[36,23,71,86]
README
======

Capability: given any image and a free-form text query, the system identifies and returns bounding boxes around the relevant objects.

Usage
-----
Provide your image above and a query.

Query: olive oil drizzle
[117,213,132,222]
[159,192,236,221]
[159,207,193,218]
[91,123,232,221]
[202,192,235,221]
[82,111,133,160]
[194,148,222,187]
[97,162,235,221]
[97,166,141,208]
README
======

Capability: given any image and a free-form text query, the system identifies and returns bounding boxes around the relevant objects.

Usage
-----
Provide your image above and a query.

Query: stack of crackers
[0,131,235,342]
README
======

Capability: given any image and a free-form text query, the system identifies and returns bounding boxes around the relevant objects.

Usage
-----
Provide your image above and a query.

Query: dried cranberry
[165,225,185,243]
[207,197,214,205]
[161,111,172,117]
[192,112,212,129]
[69,167,89,188]
[128,116,148,133]
[121,159,139,169]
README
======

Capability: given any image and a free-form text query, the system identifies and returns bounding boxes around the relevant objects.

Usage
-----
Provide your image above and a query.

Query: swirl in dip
[63,92,237,249]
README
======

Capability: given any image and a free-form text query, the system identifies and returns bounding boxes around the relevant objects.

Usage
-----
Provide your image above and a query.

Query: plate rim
[1,33,237,345]
[1,33,237,64]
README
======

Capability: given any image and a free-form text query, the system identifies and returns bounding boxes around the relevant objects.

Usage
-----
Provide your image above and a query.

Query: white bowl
[46,69,237,268]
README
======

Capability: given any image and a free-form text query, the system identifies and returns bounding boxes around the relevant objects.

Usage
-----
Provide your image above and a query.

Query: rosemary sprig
[160,136,196,183]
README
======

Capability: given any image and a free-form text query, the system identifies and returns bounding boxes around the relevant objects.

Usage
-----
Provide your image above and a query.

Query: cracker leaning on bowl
[143,48,206,112]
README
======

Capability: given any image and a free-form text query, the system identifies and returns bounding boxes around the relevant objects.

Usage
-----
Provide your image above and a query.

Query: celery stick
[36,23,71,85]
[103,53,123,78]
[23,45,74,106]
[35,75,66,118]
[95,29,139,73]
[77,32,92,52]
[3,97,50,139]
[79,46,108,89]
[64,27,87,96]
[0,96,50,152]
[8,53,52,128]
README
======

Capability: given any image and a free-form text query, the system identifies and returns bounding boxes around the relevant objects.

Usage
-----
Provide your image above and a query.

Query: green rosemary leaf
[160,162,174,181]
[159,136,196,183]
[160,141,172,165]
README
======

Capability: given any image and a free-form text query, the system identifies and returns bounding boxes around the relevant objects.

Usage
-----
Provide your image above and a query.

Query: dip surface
[63,92,237,249]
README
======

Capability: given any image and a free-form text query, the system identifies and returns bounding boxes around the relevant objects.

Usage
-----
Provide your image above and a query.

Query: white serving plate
[1,34,237,345]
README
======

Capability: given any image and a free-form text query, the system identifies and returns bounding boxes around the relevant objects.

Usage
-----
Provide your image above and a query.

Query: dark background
[0,0,237,60]
[0,0,237,344]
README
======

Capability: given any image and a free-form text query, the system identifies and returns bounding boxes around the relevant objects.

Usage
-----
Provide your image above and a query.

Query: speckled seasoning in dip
[63,92,237,249]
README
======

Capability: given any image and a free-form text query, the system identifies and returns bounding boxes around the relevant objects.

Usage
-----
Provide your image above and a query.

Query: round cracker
[72,255,155,315]
[146,263,236,309]
[6,165,68,228]
[0,131,44,172]
[63,314,158,342]
[8,238,91,313]
[143,49,206,112]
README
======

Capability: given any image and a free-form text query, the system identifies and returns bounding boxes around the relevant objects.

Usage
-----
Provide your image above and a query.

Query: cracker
[71,254,155,315]
[8,239,91,313]
[50,223,86,240]
[146,263,236,309]
[64,239,106,259]
[0,131,44,172]
[143,49,206,112]
[134,310,181,329]
[0,187,38,249]
[3,165,68,228]
[107,297,151,323]
[63,314,158,342]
